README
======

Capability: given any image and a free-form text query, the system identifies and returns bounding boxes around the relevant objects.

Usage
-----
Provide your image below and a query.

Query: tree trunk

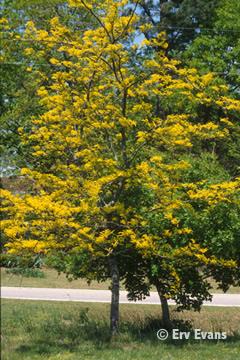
[109,256,120,336]
[156,283,172,330]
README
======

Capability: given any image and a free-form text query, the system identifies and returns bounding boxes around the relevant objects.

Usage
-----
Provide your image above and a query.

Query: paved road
[1,287,240,307]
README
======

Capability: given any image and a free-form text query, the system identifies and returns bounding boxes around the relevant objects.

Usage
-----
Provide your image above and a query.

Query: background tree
[136,0,219,51]
[0,0,95,175]
[182,0,240,176]
[134,0,240,177]
[183,0,240,92]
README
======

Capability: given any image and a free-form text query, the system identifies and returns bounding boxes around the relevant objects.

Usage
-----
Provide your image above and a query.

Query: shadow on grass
[15,307,240,356]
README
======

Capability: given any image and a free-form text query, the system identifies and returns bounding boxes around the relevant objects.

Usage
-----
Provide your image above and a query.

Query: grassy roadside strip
[1,299,240,360]
[1,267,110,290]
[1,267,240,294]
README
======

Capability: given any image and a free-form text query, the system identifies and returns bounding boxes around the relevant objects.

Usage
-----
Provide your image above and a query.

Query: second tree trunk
[156,283,172,329]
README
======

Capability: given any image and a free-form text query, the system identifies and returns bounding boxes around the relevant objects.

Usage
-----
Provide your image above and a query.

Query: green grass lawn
[1,299,240,360]
[1,267,111,290]
[1,267,240,294]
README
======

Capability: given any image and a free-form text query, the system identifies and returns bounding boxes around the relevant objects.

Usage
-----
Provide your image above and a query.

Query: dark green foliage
[137,0,219,51]
[183,0,240,93]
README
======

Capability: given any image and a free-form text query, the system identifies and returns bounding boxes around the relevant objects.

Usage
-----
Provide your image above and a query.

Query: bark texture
[156,283,172,330]
[109,257,120,336]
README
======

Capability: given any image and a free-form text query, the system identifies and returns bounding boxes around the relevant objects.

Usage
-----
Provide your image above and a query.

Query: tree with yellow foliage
[1,0,240,334]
